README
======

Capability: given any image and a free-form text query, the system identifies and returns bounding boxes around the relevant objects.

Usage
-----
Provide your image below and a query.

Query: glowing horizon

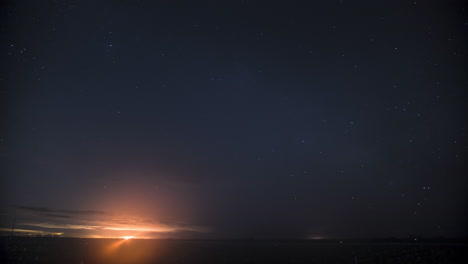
[3,205,211,239]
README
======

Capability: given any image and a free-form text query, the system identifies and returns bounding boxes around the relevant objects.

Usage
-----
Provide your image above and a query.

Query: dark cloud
[44,214,71,219]
[17,206,109,216]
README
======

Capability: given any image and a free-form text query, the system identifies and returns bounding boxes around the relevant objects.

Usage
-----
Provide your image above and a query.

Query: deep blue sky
[1,0,467,239]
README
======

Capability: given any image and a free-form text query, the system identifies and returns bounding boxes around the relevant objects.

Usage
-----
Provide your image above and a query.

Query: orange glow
[102,239,129,256]
[100,237,160,263]
[121,236,134,240]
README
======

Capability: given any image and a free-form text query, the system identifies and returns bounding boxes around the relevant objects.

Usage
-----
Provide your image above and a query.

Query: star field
[0,0,467,239]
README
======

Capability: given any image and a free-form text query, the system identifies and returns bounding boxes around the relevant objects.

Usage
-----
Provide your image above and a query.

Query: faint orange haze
[100,238,163,263]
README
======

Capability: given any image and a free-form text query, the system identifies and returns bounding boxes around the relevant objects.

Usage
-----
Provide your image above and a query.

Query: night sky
[1,0,467,239]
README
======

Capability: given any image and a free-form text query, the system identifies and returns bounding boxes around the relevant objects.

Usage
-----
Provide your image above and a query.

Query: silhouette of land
[1,236,467,264]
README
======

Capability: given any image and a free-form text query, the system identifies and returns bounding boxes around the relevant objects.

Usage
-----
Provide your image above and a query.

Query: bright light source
[121,236,134,240]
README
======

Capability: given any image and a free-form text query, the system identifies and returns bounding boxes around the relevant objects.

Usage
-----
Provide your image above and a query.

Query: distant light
[121,236,134,240]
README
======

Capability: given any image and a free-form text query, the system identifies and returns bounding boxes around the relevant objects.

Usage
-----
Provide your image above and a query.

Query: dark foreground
[1,237,468,264]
